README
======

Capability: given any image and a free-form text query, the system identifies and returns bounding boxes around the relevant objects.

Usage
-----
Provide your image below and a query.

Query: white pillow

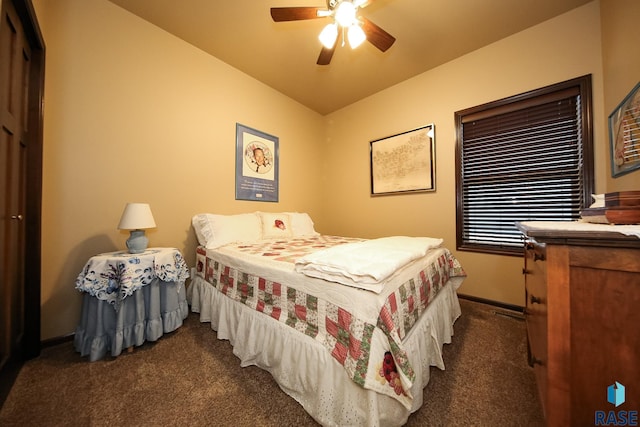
[286,212,319,236]
[260,212,293,239]
[590,194,605,208]
[191,213,262,249]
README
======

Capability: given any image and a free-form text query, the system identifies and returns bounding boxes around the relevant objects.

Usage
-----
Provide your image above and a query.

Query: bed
[187,212,466,426]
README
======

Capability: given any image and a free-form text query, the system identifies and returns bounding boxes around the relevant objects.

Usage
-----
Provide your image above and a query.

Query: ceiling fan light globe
[319,23,338,48]
[348,24,366,48]
[335,1,357,27]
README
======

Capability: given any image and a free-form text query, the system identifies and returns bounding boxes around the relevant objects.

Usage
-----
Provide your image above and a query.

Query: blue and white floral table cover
[75,247,189,309]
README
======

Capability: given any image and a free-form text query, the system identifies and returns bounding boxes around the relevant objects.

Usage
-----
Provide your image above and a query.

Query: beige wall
[321,1,606,306]
[33,0,326,340]
[33,0,621,340]
[601,0,640,191]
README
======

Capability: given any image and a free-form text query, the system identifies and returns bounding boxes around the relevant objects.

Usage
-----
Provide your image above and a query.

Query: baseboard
[41,333,74,349]
[457,293,524,313]
[41,298,522,346]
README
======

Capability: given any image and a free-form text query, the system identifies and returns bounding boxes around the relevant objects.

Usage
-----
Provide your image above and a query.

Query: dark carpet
[0,298,544,426]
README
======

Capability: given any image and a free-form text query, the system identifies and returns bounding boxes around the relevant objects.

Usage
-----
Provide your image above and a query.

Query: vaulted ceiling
[107,0,593,115]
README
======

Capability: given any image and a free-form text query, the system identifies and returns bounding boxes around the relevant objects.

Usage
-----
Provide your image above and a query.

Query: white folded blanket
[294,236,443,293]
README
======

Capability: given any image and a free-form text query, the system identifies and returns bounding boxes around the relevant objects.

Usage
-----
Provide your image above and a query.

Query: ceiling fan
[270,0,396,65]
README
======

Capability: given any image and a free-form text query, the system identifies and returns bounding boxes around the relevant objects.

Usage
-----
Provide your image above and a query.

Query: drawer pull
[524,241,546,261]
[530,356,544,367]
[530,295,542,305]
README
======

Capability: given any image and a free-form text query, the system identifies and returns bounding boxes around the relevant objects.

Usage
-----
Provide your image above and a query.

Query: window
[455,75,594,256]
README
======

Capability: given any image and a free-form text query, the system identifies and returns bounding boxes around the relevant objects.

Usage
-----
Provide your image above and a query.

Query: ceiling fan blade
[361,17,395,52]
[317,44,336,65]
[271,7,324,22]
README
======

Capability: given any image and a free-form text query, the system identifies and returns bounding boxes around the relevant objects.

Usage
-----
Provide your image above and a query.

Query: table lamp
[117,203,156,253]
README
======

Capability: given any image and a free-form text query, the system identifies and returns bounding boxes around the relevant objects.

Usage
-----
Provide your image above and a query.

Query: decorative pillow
[286,212,319,236]
[191,213,262,249]
[260,212,293,239]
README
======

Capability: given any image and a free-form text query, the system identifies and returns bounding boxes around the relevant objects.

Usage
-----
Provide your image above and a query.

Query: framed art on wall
[370,124,435,195]
[609,81,640,177]
[235,123,279,202]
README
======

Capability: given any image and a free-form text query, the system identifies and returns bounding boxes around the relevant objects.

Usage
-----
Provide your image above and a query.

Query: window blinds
[458,88,587,251]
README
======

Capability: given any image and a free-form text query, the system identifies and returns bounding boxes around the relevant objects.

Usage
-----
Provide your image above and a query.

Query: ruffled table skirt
[74,278,188,361]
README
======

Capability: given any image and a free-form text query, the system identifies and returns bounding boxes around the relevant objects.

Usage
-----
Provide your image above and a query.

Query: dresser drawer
[523,240,547,416]
[524,241,546,309]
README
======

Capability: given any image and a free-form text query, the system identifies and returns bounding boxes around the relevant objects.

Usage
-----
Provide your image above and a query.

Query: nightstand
[74,247,190,361]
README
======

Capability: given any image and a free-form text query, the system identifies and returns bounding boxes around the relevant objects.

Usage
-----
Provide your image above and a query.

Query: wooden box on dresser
[517,221,640,427]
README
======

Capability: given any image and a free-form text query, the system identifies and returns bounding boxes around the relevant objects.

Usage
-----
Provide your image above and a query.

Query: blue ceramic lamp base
[126,229,149,254]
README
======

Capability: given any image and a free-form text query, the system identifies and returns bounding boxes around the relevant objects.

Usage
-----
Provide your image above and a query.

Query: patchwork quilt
[194,235,466,409]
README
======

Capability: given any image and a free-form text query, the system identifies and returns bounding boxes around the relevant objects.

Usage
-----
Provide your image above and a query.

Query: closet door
[1,0,29,375]
[0,0,44,403]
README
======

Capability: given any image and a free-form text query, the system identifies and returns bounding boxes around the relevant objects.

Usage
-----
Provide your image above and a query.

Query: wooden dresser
[517,221,640,426]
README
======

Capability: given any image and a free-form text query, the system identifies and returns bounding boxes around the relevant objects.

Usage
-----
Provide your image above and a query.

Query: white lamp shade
[319,23,338,49]
[117,203,156,230]
[348,24,366,48]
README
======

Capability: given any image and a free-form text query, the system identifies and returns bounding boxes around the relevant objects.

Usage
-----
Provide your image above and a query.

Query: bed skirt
[187,275,461,427]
